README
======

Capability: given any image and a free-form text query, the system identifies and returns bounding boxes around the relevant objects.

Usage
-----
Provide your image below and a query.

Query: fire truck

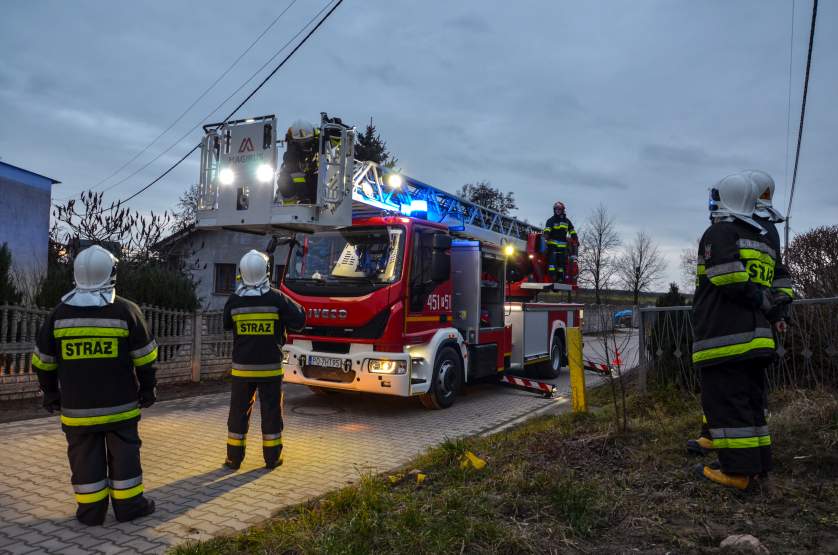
[196,114,583,409]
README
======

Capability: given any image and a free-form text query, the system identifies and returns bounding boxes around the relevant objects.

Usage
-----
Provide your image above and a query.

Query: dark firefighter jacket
[543,214,577,251]
[223,288,305,381]
[692,219,781,368]
[755,215,794,301]
[32,297,158,433]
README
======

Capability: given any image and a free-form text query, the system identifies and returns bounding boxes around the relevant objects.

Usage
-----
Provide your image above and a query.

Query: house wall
[171,230,289,310]
[0,175,52,281]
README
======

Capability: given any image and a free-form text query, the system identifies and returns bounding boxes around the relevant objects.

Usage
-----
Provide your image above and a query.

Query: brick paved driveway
[0,334,634,554]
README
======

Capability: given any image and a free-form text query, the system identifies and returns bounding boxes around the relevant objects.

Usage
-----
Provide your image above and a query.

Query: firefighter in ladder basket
[543,201,577,284]
[690,173,791,490]
[223,250,305,470]
[32,246,157,525]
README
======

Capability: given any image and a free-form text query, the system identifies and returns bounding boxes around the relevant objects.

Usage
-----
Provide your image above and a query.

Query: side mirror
[432,234,451,250]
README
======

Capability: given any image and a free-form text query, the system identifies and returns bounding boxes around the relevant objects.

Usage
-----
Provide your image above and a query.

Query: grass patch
[174,383,838,554]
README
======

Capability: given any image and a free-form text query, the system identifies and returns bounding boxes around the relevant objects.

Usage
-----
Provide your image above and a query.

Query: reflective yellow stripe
[54,327,129,338]
[739,249,774,266]
[232,313,279,321]
[60,408,141,427]
[228,438,246,446]
[132,347,158,367]
[262,438,282,447]
[708,272,750,286]
[111,484,144,500]
[696,264,706,276]
[777,287,794,299]
[75,488,109,504]
[701,414,708,424]
[231,368,284,378]
[292,177,306,183]
[712,437,760,449]
[758,435,772,446]
[692,337,775,364]
[32,353,58,371]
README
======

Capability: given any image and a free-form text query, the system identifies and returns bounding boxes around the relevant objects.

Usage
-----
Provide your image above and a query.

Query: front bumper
[283,341,414,397]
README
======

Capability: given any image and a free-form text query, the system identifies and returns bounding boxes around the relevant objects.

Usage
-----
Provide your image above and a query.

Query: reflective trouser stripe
[692,338,775,364]
[228,432,246,447]
[710,425,770,449]
[111,484,144,500]
[713,437,759,449]
[263,436,282,447]
[231,368,284,378]
[75,488,109,504]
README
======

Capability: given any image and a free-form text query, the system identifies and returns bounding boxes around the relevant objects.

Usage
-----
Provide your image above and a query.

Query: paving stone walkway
[0,333,633,554]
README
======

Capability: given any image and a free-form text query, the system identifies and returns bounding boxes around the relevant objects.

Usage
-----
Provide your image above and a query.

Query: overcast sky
[1,0,835,289]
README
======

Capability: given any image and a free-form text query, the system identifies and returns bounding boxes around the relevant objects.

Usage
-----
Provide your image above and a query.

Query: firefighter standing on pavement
[691,174,791,490]
[223,250,305,470]
[32,246,157,525]
[687,170,794,456]
[543,201,577,283]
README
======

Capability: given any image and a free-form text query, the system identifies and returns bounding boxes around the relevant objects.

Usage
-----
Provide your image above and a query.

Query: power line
[56,0,300,202]
[782,0,795,211]
[784,0,818,253]
[108,0,344,209]
[96,0,337,199]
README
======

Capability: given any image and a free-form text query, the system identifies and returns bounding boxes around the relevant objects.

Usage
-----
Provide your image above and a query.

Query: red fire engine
[195,114,582,408]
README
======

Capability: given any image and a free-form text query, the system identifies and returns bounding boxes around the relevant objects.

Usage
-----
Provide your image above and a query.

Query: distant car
[613,309,633,328]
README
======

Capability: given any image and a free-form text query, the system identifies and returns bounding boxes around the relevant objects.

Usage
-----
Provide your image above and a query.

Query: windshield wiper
[285,277,327,285]
[330,276,383,285]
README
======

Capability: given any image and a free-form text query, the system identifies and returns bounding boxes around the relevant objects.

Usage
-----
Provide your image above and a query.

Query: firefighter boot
[686,436,714,456]
[693,463,750,491]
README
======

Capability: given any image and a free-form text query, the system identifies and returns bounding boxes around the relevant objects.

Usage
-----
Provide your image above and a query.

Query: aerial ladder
[195,113,576,292]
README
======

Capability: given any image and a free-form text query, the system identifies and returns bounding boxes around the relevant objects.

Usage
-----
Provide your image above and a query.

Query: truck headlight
[367,359,407,375]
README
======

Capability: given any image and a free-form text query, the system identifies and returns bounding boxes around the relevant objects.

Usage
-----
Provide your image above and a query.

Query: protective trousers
[547,246,566,282]
[227,380,284,466]
[66,423,150,525]
[700,361,772,476]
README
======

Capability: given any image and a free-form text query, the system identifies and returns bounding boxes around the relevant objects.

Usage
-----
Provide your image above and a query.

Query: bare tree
[578,203,620,304]
[616,231,667,305]
[786,225,838,298]
[174,184,199,231]
[679,247,698,294]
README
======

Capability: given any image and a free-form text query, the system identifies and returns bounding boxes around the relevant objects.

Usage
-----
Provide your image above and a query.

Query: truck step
[499,374,557,398]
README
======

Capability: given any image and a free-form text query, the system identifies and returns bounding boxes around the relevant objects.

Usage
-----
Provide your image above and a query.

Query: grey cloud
[445,14,491,33]
[641,143,750,167]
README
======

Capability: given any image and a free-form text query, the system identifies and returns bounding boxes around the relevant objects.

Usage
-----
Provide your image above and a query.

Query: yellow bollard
[567,327,587,413]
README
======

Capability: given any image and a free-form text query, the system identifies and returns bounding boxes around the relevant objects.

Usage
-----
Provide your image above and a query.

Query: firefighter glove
[138,387,157,408]
[765,290,792,323]
[42,390,61,414]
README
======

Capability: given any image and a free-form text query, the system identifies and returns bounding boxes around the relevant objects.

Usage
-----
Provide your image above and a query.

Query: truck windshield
[286,227,405,285]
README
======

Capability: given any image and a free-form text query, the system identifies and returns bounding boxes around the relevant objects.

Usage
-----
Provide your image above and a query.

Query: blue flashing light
[410,199,428,213]
[399,203,412,215]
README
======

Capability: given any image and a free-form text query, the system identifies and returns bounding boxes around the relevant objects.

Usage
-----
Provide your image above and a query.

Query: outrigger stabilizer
[499,374,557,398]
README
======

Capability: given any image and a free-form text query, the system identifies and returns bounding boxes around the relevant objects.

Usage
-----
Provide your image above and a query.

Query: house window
[274,265,286,287]
[214,263,237,294]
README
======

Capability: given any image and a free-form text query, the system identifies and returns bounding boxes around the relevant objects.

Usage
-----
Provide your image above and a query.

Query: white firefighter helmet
[742,169,784,222]
[709,173,758,218]
[238,249,270,287]
[74,245,118,290]
[61,245,118,307]
[287,120,316,140]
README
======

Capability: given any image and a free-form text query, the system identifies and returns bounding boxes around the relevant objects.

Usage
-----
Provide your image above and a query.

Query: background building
[0,161,60,281]
[156,226,289,310]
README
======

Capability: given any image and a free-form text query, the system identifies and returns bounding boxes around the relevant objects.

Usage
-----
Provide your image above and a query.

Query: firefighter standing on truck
[223,249,305,470]
[691,174,791,490]
[32,246,157,525]
[687,170,794,456]
[543,201,577,283]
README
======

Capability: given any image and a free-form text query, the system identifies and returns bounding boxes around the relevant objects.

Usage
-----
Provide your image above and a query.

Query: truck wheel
[535,334,565,379]
[419,346,463,410]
